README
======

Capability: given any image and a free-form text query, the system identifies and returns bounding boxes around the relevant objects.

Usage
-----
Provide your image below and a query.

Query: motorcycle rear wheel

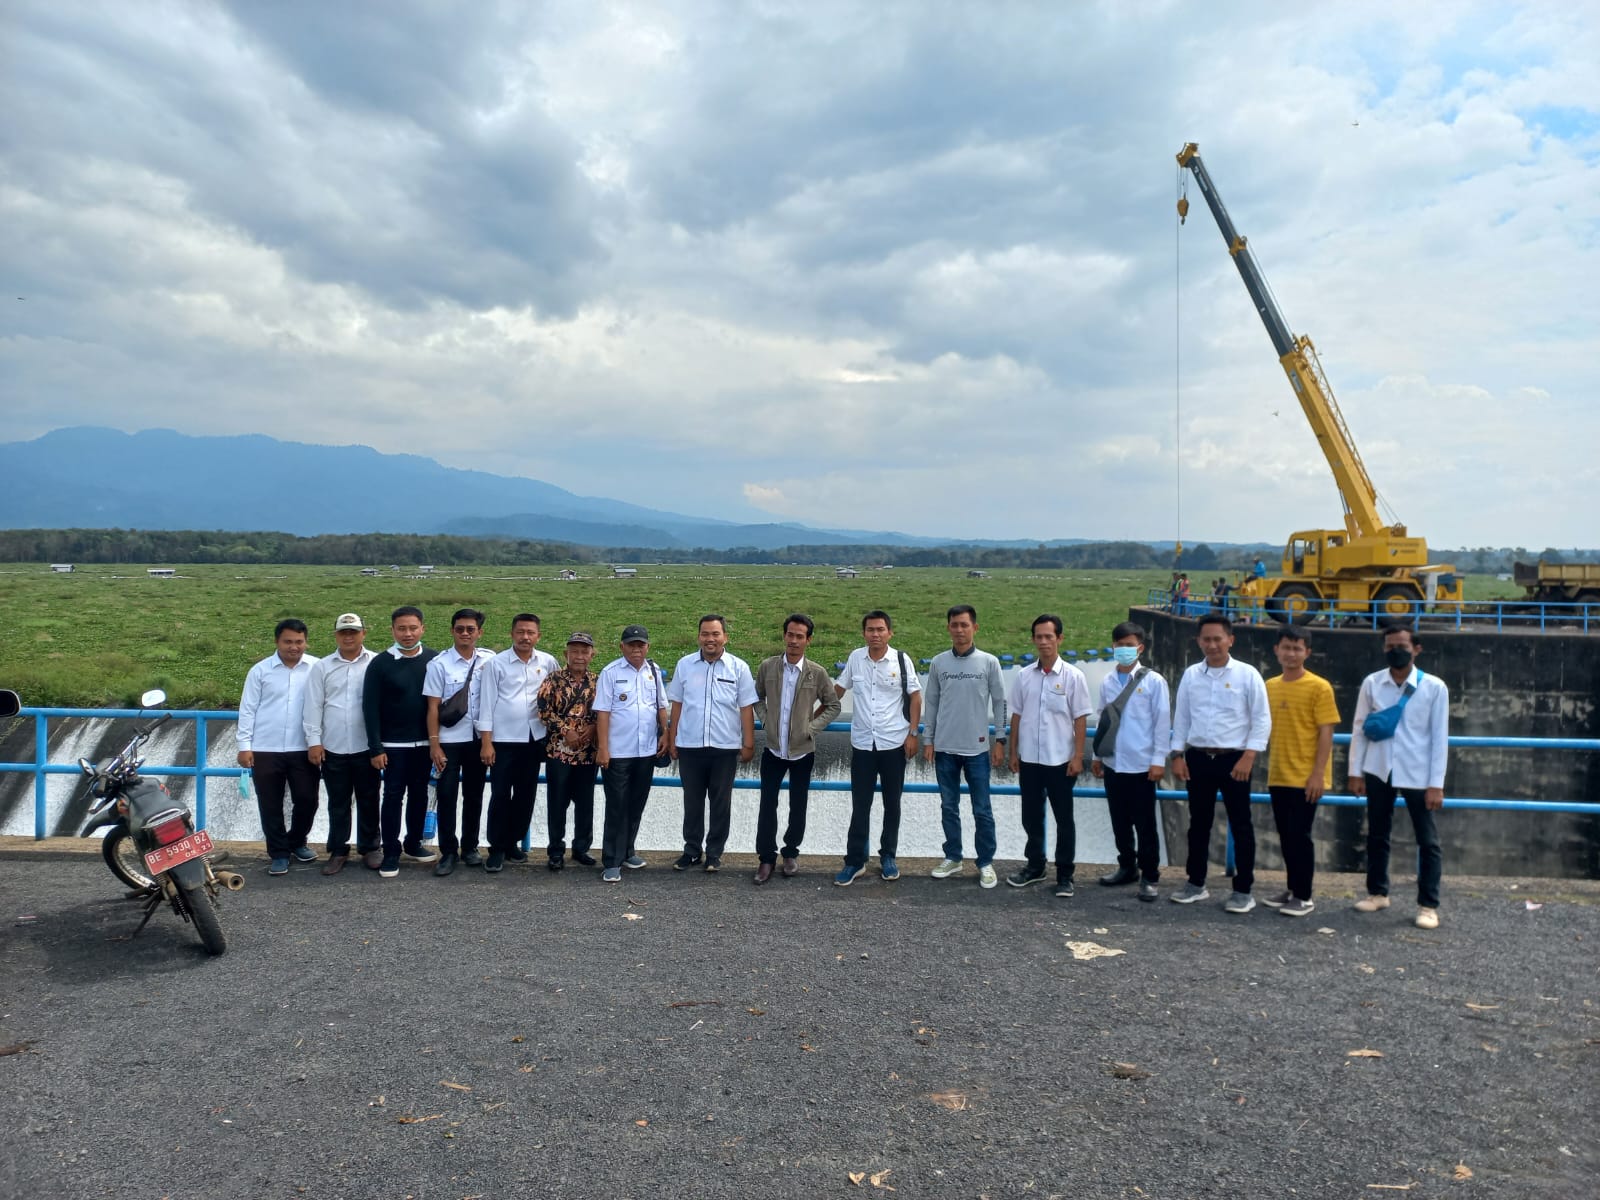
[178,885,227,956]
[102,825,156,892]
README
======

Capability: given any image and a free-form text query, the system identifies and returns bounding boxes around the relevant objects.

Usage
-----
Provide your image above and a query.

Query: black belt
[1188,746,1242,757]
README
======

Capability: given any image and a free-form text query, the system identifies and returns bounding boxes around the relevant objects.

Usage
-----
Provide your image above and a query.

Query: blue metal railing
[1147,589,1599,632]
[4,708,1597,840]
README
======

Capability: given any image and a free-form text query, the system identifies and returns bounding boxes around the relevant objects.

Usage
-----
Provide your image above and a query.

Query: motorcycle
[77,689,243,956]
[0,690,18,718]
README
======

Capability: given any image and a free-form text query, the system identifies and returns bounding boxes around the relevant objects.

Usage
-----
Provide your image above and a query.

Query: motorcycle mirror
[138,689,167,708]
[78,756,95,776]
[0,690,19,718]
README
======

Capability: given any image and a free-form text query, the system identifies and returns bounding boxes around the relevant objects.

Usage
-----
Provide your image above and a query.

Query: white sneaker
[930,858,963,879]
[978,865,998,889]
[1415,907,1440,930]
[1354,894,1391,913]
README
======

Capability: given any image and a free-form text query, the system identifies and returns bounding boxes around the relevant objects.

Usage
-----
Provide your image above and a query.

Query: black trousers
[756,749,814,863]
[546,759,596,858]
[844,747,907,868]
[1269,785,1318,900]
[253,750,320,858]
[380,744,432,858]
[321,750,378,857]
[1103,768,1160,882]
[601,756,655,869]
[678,746,739,860]
[1183,748,1255,893]
[486,737,546,854]
[435,739,488,856]
[1364,773,1443,908]
[1018,760,1077,882]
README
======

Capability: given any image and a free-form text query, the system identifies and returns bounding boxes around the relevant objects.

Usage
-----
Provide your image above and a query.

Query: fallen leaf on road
[746,1008,765,1016]
[1524,900,1543,911]
[848,1172,865,1185]
[440,1081,472,1092]
[510,1036,524,1043]
[1092,927,1108,934]
[0,1041,37,1056]
[667,1000,722,1009]
[1464,1003,1500,1011]
[1452,1164,1473,1181]
[1365,1185,1415,1191]
[1346,1049,1384,1058]
[1316,927,1337,935]
[1480,1042,1499,1054]
[1066,941,1125,960]
[800,1043,817,1052]
[518,1065,534,1073]
[1356,964,1376,974]
[1108,1062,1152,1080]
[635,1119,649,1127]
[869,1168,894,1190]
[395,1113,444,1124]
[622,912,643,921]
[928,1090,971,1110]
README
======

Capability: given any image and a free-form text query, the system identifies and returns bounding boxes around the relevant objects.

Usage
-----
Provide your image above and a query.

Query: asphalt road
[1,846,1596,1200]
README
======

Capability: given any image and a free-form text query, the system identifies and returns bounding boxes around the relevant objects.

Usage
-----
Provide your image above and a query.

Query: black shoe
[572,851,597,867]
[485,851,506,873]
[1098,866,1139,887]
[506,849,529,864]
[1054,878,1076,898]
[1006,866,1047,888]
[433,853,458,877]
[461,850,484,867]
[673,852,702,871]
[704,858,722,873]
[548,857,565,871]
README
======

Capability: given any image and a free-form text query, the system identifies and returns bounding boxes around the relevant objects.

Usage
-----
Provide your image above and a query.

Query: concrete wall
[1139,607,1600,880]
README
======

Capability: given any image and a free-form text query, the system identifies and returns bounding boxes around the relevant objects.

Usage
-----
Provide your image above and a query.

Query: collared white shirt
[1093,666,1172,774]
[1009,657,1092,766]
[1171,657,1271,753]
[1348,665,1450,790]
[238,651,319,753]
[423,646,496,745]
[475,646,559,742]
[778,657,803,759]
[836,646,921,752]
[593,656,668,758]
[668,651,757,750]
[303,647,375,755]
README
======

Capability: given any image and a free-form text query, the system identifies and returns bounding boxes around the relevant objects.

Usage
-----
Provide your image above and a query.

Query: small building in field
[557,569,578,580]
[147,568,176,578]
[966,570,990,579]
[50,564,74,573]
[835,567,859,579]
[612,567,638,578]
[417,565,435,574]
[360,567,380,576]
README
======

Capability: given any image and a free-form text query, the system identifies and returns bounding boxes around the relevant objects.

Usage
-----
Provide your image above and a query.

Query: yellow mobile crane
[1175,143,1461,623]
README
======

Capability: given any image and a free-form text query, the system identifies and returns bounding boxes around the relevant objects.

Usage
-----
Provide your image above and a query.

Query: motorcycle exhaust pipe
[213,870,246,892]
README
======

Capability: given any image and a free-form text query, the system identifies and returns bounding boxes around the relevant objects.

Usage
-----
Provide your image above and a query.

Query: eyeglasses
[452,625,479,633]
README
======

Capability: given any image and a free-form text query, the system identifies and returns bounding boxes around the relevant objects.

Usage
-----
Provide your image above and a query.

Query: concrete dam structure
[1137,607,1600,880]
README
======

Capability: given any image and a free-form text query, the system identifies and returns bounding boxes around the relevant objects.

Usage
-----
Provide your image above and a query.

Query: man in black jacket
[362,606,439,878]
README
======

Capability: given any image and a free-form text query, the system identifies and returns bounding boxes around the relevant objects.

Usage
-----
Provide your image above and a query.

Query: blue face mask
[1112,646,1141,666]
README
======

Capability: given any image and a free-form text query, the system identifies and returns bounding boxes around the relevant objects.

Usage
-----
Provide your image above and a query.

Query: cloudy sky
[3,1,1597,547]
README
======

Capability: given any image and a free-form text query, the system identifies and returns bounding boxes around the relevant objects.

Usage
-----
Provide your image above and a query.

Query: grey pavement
[1,843,1597,1200]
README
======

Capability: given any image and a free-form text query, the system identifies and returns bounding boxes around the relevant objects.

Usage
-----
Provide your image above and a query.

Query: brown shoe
[754,862,774,885]
[362,850,384,870]
[1353,894,1391,913]
[780,856,798,877]
[321,854,348,877]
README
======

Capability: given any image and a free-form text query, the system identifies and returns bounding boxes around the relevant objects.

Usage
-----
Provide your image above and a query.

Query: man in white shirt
[1090,620,1171,902]
[833,610,922,887]
[237,618,320,876]
[1348,623,1451,930]
[593,625,670,883]
[476,613,559,873]
[667,614,757,873]
[304,613,377,875]
[424,607,495,876]
[1006,614,1092,895]
[1169,612,1271,913]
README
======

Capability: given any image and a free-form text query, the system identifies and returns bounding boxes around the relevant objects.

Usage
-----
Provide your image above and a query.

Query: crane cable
[1174,169,1187,567]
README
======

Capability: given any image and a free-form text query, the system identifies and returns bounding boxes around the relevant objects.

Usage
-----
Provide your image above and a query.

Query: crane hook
[1177,195,1189,224]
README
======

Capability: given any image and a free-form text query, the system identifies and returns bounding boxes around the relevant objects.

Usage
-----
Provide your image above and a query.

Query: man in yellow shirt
[1262,627,1339,917]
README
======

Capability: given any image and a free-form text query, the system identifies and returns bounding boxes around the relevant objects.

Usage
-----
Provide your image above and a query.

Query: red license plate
[144,828,214,874]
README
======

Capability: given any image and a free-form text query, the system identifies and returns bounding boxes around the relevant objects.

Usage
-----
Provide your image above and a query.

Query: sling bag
[436,655,481,728]
[1361,670,1423,742]
[1092,667,1149,759]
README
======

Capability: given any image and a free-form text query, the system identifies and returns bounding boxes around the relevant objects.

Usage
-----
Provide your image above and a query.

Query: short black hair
[1276,626,1311,647]
[391,606,424,624]
[275,618,308,639]
[451,608,485,629]
[1380,621,1418,646]
[511,612,541,629]
[1031,613,1063,637]
[783,613,815,638]
[947,604,977,623]
[862,610,893,631]
[1111,620,1145,643]
[1197,611,1233,634]
[698,613,727,632]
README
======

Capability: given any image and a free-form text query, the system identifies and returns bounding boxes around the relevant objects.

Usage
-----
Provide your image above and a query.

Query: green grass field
[0,563,1524,708]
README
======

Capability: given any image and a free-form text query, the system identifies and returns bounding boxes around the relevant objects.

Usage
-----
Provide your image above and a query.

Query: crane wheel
[1372,583,1421,620]
[1266,583,1320,625]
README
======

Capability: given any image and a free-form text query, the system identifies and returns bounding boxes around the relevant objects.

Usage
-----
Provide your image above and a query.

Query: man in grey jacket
[751,614,842,883]
[922,605,1009,888]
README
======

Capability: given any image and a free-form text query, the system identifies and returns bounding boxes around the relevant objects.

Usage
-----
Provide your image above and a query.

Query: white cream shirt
[1009,658,1092,766]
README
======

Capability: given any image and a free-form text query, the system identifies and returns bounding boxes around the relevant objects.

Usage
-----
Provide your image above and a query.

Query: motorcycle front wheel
[177,885,227,956]
[101,825,156,892]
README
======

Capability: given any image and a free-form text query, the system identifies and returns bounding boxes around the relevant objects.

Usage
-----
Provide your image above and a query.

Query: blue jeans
[934,751,996,867]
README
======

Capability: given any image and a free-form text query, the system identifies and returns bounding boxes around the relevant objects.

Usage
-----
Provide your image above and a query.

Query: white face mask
[1112,646,1141,666]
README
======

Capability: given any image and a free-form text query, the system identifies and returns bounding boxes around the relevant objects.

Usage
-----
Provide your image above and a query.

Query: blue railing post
[195,716,209,831]
[34,712,48,840]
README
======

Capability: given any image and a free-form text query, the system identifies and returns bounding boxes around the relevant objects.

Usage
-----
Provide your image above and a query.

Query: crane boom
[1175,143,1392,540]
